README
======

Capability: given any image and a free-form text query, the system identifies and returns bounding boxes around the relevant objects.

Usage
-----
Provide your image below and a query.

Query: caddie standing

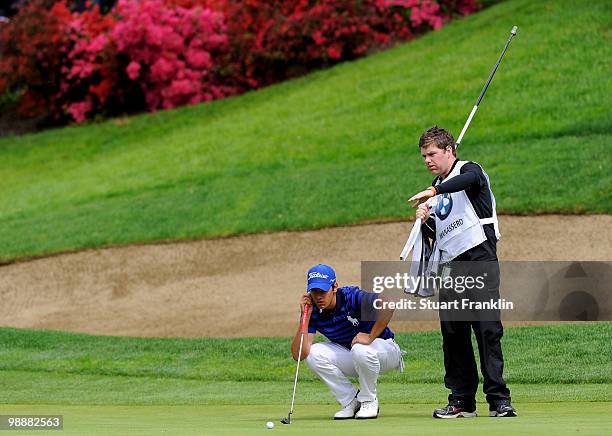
[408,126,517,418]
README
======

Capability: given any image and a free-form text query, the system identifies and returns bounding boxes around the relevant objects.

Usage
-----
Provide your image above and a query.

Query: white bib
[430,161,500,261]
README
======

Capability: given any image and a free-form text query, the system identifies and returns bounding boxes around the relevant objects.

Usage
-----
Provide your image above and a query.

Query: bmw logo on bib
[436,193,453,221]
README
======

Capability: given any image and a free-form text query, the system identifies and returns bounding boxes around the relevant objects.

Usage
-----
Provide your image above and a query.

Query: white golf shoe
[333,397,360,420]
[355,398,379,419]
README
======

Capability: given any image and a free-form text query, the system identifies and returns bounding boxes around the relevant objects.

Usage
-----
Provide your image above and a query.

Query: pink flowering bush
[218,0,479,89]
[111,0,234,111]
[56,4,118,122]
[1,0,480,125]
[0,0,72,119]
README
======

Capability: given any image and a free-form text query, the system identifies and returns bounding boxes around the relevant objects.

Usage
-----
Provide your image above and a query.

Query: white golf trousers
[305,338,404,406]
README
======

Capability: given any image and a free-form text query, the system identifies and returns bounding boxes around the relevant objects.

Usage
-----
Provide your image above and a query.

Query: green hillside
[0,0,610,260]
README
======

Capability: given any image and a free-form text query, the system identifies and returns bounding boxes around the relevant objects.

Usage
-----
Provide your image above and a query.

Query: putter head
[511,25,518,36]
[280,416,291,425]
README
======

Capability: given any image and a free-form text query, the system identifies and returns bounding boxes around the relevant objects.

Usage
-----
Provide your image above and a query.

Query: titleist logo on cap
[308,272,329,280]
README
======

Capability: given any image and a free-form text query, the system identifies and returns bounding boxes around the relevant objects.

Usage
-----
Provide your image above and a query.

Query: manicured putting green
[2,403,610,435]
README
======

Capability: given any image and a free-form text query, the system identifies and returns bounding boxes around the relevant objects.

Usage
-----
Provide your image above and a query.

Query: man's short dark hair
[419,126,456,156]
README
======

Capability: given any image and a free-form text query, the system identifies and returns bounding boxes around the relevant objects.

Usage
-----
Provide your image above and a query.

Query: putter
[400,26,518,260]
[281,304,311,425]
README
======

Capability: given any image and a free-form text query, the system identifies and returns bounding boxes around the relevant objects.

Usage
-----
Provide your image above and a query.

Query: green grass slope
[0,0,610,260]
[0,324,611,406]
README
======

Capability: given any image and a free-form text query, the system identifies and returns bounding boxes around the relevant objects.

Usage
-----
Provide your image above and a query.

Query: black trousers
[441,319,511,405]
[439,254,511,405]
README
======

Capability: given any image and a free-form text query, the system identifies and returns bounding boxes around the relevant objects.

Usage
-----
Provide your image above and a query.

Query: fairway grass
[2,324,611,434]
[2,403,611,435]
[0,0,610,260]
[1,375,610,405]
[1,324,611,391]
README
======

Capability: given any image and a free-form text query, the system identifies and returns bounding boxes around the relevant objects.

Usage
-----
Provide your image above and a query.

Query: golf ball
[266,421,274,429]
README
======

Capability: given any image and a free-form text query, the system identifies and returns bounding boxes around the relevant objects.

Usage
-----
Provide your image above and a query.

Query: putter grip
[300,305,311,334]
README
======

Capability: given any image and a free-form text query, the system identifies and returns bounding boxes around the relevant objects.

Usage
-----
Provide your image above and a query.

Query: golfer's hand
[300,293,313,317]
[408,188,435,208]
[351,333,373,347]
[416,204,430,221]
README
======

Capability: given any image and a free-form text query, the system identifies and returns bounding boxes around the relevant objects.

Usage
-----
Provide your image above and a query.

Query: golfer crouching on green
[291,263,405,420]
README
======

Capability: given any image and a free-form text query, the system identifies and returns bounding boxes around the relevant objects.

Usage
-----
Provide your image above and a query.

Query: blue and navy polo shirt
[308,286,394,349]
